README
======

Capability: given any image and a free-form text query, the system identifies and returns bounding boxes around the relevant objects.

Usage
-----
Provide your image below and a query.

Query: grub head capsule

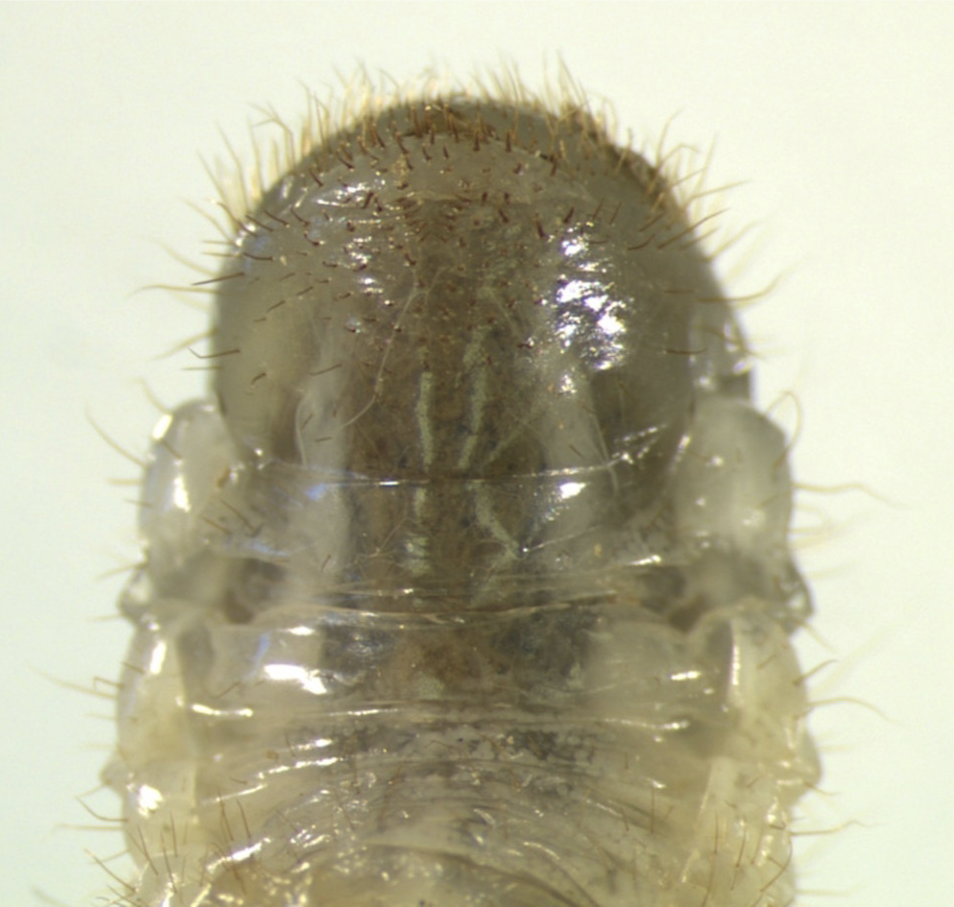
[210,100,753,609]
[112,89,818,907]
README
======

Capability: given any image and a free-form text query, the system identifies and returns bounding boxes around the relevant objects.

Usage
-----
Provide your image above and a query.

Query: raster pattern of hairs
[104,76,819,907]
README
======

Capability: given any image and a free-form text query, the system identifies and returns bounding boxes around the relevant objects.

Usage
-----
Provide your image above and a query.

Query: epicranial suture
[104,75,819,907]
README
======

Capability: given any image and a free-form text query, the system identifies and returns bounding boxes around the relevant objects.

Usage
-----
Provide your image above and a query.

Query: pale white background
[2,4,951,906]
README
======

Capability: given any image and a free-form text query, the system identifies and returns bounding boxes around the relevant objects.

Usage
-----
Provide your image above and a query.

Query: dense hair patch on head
[204,67,733,274]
